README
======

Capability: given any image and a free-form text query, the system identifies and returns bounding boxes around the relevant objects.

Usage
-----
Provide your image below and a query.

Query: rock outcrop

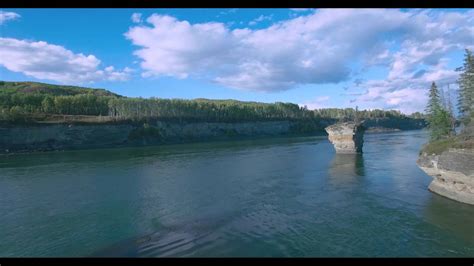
[325,122,365,153]
[417,149,474,205]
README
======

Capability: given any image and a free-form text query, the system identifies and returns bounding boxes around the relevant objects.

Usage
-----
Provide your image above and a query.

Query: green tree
[41,96,55,113]
[444,85,456,135]
[426,82,451,140]
[9,106,26,121]
[426,82,442,116]
[457,49,474,125]
[354,106,359,123]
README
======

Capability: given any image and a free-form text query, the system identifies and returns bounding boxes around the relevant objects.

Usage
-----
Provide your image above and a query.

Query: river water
[0,130,473,257]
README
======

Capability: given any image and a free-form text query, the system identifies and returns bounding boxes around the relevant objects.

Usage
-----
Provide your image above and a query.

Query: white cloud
[300,96,331,110]
[345,14,474,113]
[0,38,131,83]
[125,9,473,112]
[217,8,238,17]
[248,14,273,26]
[351,86,429,114]
[0,11,20,25]
[125,15,236,80]
[289,8,314,12]
[347,59,460,113]
[131,13,142,23]
[316,96,330,101]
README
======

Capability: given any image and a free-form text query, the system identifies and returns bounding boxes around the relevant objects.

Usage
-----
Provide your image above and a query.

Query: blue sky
[1,8,473,113]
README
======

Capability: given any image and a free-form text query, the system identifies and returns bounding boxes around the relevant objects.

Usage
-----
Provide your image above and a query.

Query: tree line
[0,93,425,125]
[0,93,113,119]
[107,98,307,122]
[311,108,424,120]
[0,80,426,127]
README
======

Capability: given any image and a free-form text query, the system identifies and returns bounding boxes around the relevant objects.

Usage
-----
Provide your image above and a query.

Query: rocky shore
[417,120,474,205]
[417,149,474,205]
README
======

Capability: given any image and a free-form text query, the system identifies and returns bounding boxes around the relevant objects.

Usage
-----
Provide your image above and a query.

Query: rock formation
[325,122,365,154]
[417,149,474,205]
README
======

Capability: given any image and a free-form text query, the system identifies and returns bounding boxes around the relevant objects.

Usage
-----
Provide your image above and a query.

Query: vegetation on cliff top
[422,49,474,154]
[421,126,474,155]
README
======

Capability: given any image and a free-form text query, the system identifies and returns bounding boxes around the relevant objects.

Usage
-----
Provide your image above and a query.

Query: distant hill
[0,81,121,97]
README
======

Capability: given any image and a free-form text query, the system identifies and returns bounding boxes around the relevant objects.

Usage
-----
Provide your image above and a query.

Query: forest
[0,81,426,129]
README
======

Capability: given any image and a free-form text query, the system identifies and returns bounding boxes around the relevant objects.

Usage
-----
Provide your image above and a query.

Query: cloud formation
[217,8,238,17]
[125,9,473,112]
[0,10,20,25]
[289,8,314,12]
[301,96,331,110]
[131,13,142,23]
[346,10,474,113]
[0,38,132,84]
[248,14,273,26]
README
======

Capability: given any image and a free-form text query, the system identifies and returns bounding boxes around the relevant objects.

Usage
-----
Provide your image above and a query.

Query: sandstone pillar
[325,122,365,154]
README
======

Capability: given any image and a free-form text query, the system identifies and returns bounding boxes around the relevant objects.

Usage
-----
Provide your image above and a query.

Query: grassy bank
[421,134,474,155]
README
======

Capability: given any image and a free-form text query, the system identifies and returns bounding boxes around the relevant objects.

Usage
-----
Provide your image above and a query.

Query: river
[0,130,473,257]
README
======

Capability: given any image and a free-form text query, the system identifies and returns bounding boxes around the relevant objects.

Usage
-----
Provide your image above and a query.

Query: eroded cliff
[0,120,319,154]
[417,149,474,205]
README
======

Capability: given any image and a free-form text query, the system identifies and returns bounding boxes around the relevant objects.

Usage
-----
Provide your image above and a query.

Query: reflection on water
[329,153,365,180]
[328,153,365,189]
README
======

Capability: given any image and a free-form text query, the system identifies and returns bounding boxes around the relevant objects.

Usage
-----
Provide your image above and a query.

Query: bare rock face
[325,122,365,154]
[0,121,296,154]
[417,149,474,205]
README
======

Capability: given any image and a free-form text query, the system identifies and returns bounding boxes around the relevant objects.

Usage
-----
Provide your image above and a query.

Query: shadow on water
[422,193,474,244]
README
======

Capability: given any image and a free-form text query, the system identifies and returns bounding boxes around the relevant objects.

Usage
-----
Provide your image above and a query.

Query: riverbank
[0,120,428,155]
[417,121,474,205]
[0,120,326,154]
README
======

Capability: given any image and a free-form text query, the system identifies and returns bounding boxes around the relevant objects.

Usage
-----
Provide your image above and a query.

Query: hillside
[0,81,120,97]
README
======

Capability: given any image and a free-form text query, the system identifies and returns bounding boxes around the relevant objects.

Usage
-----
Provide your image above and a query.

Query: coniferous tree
[445,84,456,135]
[426,82,442,117]
[426,82,451,140]
[457,49,474,125]
[354,106,359,123]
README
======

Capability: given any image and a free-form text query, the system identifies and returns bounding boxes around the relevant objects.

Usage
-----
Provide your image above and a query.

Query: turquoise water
[0,130,473,257]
